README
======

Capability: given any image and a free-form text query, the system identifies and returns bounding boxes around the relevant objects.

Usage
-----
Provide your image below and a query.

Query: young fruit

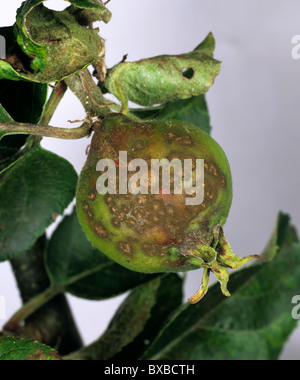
[76,113,259,303]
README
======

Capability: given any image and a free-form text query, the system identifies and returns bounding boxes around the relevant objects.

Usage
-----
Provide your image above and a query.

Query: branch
[0,121,93,141]
[64,68,115,117]
[40,81,68,126]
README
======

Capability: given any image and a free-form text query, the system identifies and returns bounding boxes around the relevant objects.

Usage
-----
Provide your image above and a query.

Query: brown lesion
[141,242,167,257]
[82,201,89,212]
[161,256,189,270]
[94,222,109,238]
[167,152,197,170]
[118,241,134,257]
[164,131,194,146]
[94,143,227,256]
[82,201,94,221]
[205,161,227,188]
[142,242,160,257]
[112,218,121,228]
[106,190,197,247]
[88,191,97,201]
[87,209,94,220]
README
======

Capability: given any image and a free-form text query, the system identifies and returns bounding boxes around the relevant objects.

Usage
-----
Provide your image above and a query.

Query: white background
[1,0,300,360]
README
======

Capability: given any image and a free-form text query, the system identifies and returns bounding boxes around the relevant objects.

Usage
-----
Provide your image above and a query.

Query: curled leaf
[0,1,107,83]
[104,33,221,111]
[67,0,112,24]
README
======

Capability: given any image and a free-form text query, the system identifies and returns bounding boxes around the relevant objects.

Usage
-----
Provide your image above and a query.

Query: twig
[0,121,93,140]
[40,81,68,126]
[64,68,116,117]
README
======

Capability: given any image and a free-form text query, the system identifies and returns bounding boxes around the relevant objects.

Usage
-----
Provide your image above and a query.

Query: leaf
[113,274,184,360]
[261,211,299,262]
[143,212,300,360]
[45,209,157,300]
[0,337,61,360]
[0,105,14,124]
[0,144,78,262]
[131,94,212,135]
[0,80,48,151]
[104,33,221,110]
[0,64,48,148]
[0,105,23,173]
[0,25,33,82]
[67,0,112,24]
[0,3,104,83]
[66,278,162,360]
[0,78,48,173]
[0,104,14,143]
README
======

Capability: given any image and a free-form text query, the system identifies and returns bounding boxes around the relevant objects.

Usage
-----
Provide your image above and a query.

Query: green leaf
[0,146,23,175]
[66,274,184,360]
[45,209,157,300]
[0,337,61,360]
[0,144,78,262]
[0,26,34,82]
[66,278,162,360]
[0,105,14,124]
[0,3,104,83]
[261,211,299,262]
[67,0,112,24]
[0,73,48,149]
[0,100,23,173]
[143,212,300,360]
[131,94,212,135]
[113,274,184,360]
[104,33,220,110]
[0,104,14,143]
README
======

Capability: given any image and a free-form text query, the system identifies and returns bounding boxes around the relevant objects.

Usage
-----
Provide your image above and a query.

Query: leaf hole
[43,0,69,12]
[181,67,195,80]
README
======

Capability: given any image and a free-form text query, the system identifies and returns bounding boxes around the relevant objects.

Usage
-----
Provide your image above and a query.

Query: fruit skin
[76,113,258,303]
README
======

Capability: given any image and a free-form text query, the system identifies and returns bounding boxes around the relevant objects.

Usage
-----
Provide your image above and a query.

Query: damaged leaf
[67,0,112,24]
[0,337,61,360]
[0,1,105,83]
[65,278,162,360]
[104,33,221,111]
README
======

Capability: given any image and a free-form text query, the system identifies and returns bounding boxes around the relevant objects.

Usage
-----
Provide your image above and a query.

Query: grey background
[1,0,300,360]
